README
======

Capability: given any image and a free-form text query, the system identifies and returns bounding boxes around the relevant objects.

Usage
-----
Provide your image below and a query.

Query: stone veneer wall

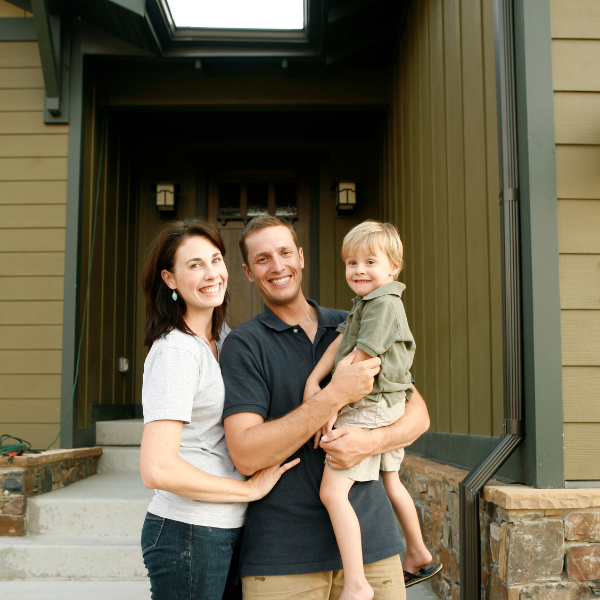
[401,454,600,599]
[0,448,101,536]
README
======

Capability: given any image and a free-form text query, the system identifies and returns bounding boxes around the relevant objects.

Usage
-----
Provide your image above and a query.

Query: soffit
[6,0,408,68]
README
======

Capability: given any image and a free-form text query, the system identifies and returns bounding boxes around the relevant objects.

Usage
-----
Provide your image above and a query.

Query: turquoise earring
[172,290,178,301]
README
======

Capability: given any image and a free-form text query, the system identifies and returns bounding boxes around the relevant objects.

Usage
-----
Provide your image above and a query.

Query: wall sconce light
[156,182,176,211]
[333,182,357,213]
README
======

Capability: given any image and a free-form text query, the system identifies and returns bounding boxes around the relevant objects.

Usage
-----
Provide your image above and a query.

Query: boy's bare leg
[381,471,432,575]
[320,467,374,600]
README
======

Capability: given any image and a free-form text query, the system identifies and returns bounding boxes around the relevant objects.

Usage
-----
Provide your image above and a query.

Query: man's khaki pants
[242,555,406,600]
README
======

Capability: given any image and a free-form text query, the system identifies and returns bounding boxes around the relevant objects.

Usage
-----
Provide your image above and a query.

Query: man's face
[243,226,304,307]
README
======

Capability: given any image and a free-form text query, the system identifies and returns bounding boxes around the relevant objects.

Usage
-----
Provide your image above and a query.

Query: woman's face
[162,235,228,314]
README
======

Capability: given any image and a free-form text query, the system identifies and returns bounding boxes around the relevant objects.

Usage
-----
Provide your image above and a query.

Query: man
[221,215,430,600]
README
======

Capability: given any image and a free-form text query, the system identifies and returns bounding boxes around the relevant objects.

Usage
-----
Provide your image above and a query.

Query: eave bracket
[31,0,70,123]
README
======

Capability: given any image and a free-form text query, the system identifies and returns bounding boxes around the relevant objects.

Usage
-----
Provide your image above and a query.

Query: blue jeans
[141,512,243,600]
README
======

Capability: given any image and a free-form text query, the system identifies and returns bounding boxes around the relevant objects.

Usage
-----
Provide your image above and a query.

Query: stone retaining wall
[401,454,600,599]
[0,448,102,536]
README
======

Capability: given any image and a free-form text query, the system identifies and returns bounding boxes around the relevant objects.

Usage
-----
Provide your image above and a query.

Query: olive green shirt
[335,281,415,407]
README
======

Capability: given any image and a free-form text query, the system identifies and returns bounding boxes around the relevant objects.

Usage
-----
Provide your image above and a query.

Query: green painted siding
[382,0,503,438]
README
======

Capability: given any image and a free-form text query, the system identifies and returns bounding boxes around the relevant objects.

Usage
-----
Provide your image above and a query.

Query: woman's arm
[140,420,299,502]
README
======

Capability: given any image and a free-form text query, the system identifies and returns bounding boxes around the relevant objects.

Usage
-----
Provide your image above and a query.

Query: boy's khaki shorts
[242,554,406,600]
[331,397,406,482]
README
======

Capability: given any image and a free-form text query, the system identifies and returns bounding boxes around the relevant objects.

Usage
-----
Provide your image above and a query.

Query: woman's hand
[245,458,301,501]
[313,413,338,449]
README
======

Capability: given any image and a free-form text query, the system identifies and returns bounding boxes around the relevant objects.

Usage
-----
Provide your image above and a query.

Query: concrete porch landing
[0,419,151,582]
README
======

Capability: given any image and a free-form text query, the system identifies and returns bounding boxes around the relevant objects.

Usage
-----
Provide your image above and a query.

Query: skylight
[166,0,305,30]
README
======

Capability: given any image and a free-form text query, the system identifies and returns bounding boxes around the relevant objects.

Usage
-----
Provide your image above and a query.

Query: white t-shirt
[142,326,247,529]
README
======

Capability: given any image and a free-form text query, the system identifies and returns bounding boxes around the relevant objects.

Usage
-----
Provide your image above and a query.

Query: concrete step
[27,474,153,537]
[97,446,142,475]
[0,535,146,580]
[96,419,144,446]
[0,580,150,599]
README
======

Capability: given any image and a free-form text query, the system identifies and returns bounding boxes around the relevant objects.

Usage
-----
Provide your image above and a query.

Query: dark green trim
[309,167,320,303]
[0,17,36,41]
[408,432,524,483]
[108,0,146,17]
[513,0,564,488]
[31,0,62,112]
[59,23,84,449]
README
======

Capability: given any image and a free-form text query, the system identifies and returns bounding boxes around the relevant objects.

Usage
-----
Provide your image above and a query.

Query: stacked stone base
[401,454,600,599]
[0,448,102,536]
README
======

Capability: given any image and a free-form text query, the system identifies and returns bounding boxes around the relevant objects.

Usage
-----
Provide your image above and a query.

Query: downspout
[459,0,523,598]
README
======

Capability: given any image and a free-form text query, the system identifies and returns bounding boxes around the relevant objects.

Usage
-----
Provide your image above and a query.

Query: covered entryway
[73,107,386,443]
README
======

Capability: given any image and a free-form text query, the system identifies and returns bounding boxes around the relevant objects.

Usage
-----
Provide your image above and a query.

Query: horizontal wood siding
[0,11,68,449]
[0,2,29,16]
[551,0,600,480]
[382,0,502,437]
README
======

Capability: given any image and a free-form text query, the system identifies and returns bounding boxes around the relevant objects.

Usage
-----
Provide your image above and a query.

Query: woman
[139,219,298,600]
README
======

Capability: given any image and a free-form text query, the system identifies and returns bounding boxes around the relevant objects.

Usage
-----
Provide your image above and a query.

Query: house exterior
[0,0,599,597]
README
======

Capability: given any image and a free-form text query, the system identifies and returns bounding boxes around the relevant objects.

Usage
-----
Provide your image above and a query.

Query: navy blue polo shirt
[221,300,404,577]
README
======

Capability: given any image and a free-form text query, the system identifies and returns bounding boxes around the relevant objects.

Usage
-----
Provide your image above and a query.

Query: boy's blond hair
[341,220,404,276]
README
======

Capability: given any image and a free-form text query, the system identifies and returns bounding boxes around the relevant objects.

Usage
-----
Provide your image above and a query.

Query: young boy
[304,221,441,600]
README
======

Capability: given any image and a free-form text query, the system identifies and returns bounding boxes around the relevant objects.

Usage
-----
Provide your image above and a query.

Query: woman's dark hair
[142,219,229,348]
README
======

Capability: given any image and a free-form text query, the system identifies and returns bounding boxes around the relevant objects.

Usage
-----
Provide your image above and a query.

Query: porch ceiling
[7,0,407,67]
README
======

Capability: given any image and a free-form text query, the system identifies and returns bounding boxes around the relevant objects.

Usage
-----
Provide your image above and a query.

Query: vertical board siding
[551,1,600,480]
[318,139,382,311]
[429,0,451,434]
[461,0,492,436]
[382,0,502,437]
[0,15,69,449]
[76,76,140,429]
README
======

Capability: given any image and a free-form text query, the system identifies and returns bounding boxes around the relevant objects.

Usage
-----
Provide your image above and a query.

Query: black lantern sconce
[156,182,176,212]
[332,181,357,215]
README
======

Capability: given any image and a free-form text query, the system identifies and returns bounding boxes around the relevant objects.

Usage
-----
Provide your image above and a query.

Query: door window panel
[218,182,241,217]
[275,182,297,217]
[246,182,269,217]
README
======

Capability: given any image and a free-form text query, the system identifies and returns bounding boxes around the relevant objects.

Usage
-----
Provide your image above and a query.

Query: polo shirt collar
[257,299,341,331]
[352,281,406,306]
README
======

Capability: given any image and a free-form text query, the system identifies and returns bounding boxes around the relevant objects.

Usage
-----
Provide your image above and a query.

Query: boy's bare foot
[339,579,374,600]
[402,547,433,576]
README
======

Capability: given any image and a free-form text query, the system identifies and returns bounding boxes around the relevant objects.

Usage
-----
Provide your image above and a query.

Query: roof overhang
[3,0,406,122]
[7,0,405,62]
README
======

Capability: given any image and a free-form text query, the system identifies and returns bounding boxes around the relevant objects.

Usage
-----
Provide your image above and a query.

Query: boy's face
[344,246,401,297]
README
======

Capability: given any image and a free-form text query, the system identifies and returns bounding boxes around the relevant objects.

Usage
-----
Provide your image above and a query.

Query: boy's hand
[313,413,338,449]
[303,378,322,402]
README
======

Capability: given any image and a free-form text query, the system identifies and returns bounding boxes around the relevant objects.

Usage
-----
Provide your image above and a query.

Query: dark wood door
[207,169,310,329]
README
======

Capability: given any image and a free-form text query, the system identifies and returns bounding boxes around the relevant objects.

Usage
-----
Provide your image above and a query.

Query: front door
[207,169,311,329]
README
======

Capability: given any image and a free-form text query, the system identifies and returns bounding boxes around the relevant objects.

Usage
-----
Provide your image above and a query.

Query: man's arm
[319,386,429,471]
[224,350,381,476]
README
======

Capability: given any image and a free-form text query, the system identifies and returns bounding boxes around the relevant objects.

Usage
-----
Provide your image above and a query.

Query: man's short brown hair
[239,215,300,265]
